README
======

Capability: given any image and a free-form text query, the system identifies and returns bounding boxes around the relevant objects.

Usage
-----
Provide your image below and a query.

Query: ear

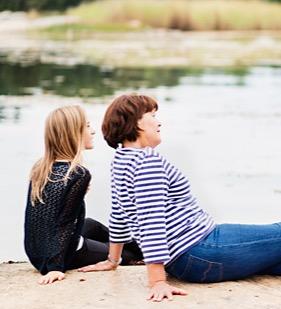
[137,118,145,131]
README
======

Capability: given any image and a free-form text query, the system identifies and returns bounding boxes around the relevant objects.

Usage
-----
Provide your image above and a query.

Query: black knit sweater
[24,162,91,275]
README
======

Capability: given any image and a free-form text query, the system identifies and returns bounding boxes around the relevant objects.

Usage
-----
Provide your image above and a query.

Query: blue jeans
[165,223,281,283]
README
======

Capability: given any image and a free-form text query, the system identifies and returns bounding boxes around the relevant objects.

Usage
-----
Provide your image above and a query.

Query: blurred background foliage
[0,0,280,12]
[1,1,281,32]
[0,0,93,11]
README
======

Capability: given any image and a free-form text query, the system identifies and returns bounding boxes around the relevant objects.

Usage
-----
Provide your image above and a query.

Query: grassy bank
[62,0,281,32]
[23,1,281,68]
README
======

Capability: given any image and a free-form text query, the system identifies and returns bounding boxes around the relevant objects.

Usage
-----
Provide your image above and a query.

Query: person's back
[25,162,90,274]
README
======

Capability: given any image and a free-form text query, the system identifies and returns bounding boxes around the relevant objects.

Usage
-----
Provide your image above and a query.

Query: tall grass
[68,0,281,31]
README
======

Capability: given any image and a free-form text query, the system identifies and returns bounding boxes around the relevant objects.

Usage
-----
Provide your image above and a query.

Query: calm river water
[0,60,280,262]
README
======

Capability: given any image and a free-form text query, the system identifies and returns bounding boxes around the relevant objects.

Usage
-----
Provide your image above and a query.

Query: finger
[146,293,153,300]
[40,276,49,285]
[41,278,47,285]
[167,291,173,301]
[158,292,166,302]
[78,266,93,272]
[173,288,188,295]
[150,292,157,301]
[41,277,48,285]
[58,273,64,280]
[45,277,51,284]
[155,294,163,302]
[89,265,100,271]
[38,277,44,285]
[86,265,98,271]
[149,292,158,300]
[152,293,161,302]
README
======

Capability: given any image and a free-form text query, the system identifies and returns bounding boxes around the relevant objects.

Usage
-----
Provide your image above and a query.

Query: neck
[123,139,146,149]
[55,159,70,162]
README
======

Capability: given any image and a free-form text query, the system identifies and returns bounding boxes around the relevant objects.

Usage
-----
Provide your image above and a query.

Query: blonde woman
[24,105,143,285]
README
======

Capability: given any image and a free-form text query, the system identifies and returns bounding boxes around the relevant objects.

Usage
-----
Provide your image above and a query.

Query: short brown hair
[102,94,158,149]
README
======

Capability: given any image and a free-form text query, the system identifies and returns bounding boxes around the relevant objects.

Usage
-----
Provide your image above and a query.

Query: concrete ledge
[1,262,280,308]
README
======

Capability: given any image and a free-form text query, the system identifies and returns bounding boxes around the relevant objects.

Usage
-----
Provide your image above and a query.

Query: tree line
[0,0,94,11]
[0,0,280,12]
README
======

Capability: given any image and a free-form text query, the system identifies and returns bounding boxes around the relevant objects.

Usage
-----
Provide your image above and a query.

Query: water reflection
[0,105,22,123]
[0,58,280,261]
[0,56,250,97]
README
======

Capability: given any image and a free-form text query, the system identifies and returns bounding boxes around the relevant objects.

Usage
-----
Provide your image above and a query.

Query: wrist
[107,255,122,267]
[149,278,167,287]
[147,263,167,287]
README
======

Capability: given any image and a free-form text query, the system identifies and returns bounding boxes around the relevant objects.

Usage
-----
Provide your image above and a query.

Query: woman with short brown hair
[102,94,158,149]
[79,94,281,302]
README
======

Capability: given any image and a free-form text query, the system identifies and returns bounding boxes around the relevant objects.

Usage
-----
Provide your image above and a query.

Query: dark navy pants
[166,223,281,283]
[69,218,143,269]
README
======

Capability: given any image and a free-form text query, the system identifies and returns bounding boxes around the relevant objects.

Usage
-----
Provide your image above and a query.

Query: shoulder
[69,165,91,184]
[75,165,91,178]
[137,147,165,163]
[113,147,167,170]
[75,164,91,175]
[134,147,168,171]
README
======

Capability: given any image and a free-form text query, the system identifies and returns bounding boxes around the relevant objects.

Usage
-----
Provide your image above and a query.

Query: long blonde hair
[30,105,87,204]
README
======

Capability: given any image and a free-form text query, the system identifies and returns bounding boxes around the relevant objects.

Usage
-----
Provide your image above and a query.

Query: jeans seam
[200,237,281,248]
[201,262,223,283]
[180,255,193,280]
[201,262,212,282]
[181,254,224,282]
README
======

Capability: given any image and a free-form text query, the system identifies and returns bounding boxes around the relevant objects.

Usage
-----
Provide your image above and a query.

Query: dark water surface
[0,55,249,97]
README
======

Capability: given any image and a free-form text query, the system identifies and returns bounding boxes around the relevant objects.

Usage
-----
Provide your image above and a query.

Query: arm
[146,264,187,301]
[78,242,124,272]
[134,155,187,301]
[78,175,131,272]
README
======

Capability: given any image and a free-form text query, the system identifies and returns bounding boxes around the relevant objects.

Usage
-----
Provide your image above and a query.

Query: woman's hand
[78,260,117,272]
[147,281,187,302]
[38,271,65,285]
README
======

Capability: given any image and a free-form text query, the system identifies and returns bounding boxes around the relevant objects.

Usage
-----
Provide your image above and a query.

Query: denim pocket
[180,254,223,283]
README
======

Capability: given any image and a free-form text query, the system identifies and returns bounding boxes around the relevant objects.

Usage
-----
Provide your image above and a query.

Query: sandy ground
[0,262,280,309]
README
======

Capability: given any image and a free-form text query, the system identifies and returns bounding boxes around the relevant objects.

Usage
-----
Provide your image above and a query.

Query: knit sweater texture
[24,162,91,275]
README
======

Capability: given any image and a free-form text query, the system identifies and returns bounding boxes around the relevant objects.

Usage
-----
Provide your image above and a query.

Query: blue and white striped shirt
[109,147,215,265]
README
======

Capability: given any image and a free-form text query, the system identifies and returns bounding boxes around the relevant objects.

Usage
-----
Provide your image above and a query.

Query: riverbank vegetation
[0,0,83,11]
[44,0,281,34]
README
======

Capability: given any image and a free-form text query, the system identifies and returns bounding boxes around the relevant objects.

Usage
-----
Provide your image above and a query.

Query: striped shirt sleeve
[109,184,132,243]
[134,154,170,264]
